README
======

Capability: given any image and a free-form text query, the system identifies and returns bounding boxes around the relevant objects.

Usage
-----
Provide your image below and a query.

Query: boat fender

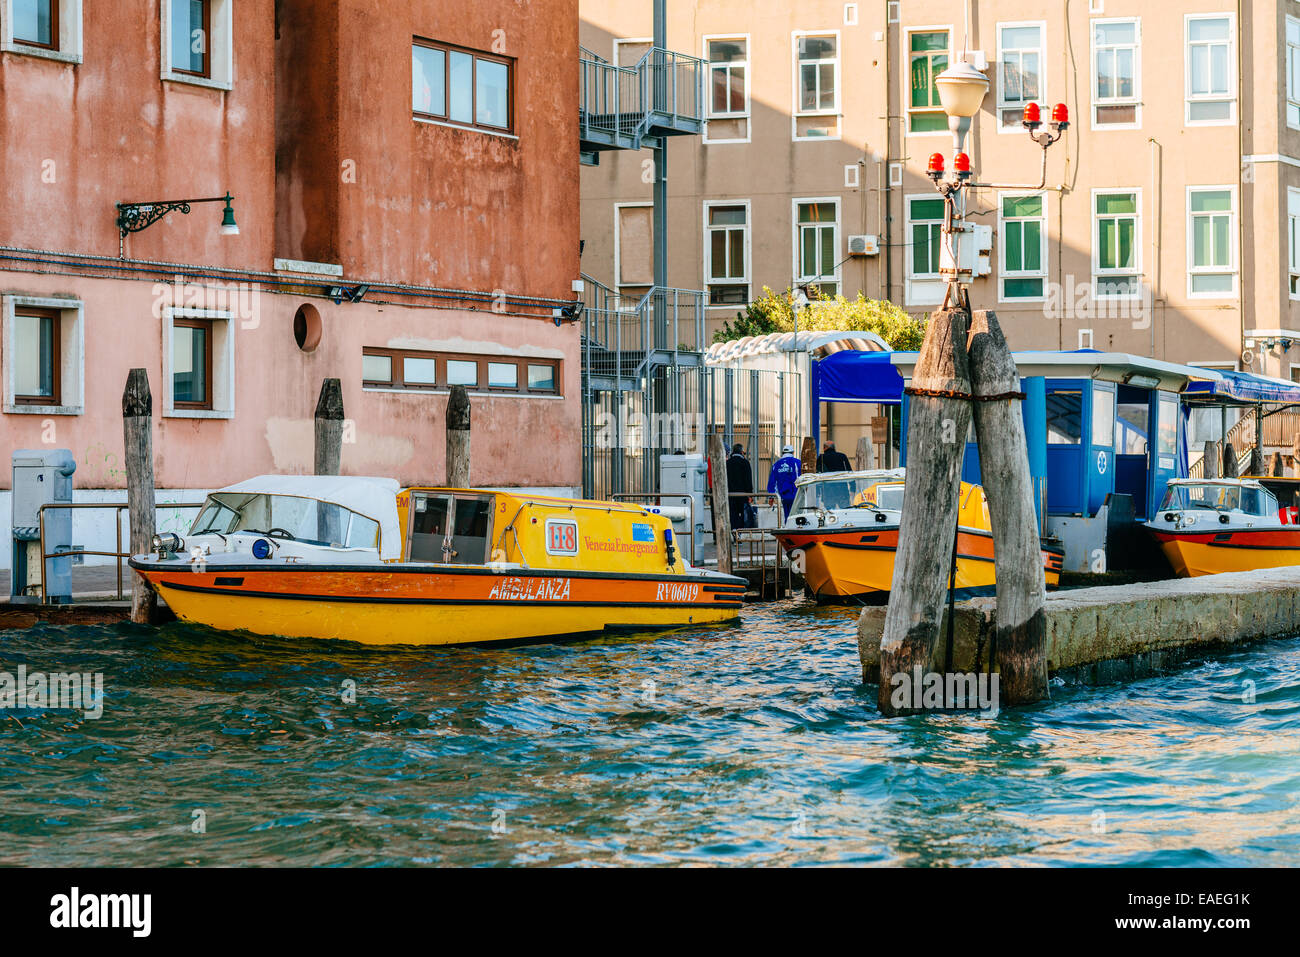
[663,528,676,567]
[252,538,275,560]
[1219,514,1230,525]
[874,513,887,523]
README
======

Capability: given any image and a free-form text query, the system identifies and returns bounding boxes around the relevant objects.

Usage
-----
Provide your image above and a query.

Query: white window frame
[1091,187,1143,301]
[996,21,1046,134]
[998,191,1049,302]
[2,295,84,415]
[1091,17,1141,129]
[792,196,841,295]
[162,306,235,418]
[904,193,946,306]
[613,201,653,307]
[791,30,842,142]
[1289,187,1300,300]
[904,25,953,137]
[702,33,751,145]
[1186,185,1238,300]
[1287,17,1300,131]
[703,199,752,308]
[160,0,233,91]
[0,0,81,63]
[844,4,859,27]
[612,36,652,68]
[1184,13,1235,127]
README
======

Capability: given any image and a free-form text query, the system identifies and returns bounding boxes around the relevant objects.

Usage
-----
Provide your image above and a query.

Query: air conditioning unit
[847,234,879,256]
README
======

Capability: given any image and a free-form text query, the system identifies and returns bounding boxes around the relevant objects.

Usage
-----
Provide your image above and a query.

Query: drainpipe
[1237,0,1247,369]
[652,0,667,347]
[1148,137,1161,358]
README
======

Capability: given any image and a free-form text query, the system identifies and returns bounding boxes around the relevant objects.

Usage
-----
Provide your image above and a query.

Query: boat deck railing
[30,501,205,603]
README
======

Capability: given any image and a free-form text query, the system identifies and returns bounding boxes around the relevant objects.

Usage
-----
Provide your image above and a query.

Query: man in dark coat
[816,440,852,473]
[725,444,754,529]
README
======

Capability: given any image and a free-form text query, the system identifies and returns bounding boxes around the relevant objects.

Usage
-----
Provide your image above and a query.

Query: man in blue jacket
[768,444,802,519]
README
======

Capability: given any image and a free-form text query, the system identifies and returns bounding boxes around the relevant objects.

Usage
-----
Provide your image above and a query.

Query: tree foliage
[712,286,927,351]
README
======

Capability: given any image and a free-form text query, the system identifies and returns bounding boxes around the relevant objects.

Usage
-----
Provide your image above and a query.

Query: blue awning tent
[1182,369,1300,405]
[814,349,912,405]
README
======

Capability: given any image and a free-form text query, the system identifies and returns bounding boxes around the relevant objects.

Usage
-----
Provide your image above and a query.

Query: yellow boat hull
[1151,529,1300,578]
[137,565,745,647]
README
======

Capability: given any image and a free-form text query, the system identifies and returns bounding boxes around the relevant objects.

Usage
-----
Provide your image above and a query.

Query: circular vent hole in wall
[294,303,322,353]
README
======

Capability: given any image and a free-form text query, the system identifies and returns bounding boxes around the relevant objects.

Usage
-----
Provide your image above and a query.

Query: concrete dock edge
[858,567,1300,685]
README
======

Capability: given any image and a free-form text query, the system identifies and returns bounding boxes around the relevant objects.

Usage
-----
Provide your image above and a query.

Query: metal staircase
[578,46,705,165]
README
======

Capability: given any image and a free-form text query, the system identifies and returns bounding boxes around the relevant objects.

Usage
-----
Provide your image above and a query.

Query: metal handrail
[35,501,205,603]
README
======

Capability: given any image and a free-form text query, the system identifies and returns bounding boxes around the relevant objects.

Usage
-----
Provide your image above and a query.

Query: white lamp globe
[935,61,989,118]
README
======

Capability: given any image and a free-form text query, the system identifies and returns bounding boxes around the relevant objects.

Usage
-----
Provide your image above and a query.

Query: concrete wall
[858,567,1300,684]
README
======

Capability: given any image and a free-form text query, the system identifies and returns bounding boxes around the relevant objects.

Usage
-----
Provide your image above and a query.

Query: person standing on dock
[768,445,802,519]
[816,440,852,473]
[726,444,755,529]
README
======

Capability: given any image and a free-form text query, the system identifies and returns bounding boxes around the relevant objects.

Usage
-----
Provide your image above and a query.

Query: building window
[1092,18,1140,127]
[704,36,749,143]
[1000,193,1047,300]
[163,307,233,418]
[997,23,1044,130]
[705,202,749,305]
[794,199,840,297]
[2,0,81,62]
[1093,190,1141,298]
[1187,187,1236,297]
[413,39,513,134]
[908,197,945,280]
[792,33,840,139]
[1185,15,1233,125]
[1287,18,1300,129]
[12,0,55,48]
[12,308,59,405]
[908,30,950,133]
[161,0,230,89]
[363,350,561,396]
[3,295,84,415]
[169,0,208,77]
[615,202,653,302]
[171,317,212,409]
[1289,188,1300,299]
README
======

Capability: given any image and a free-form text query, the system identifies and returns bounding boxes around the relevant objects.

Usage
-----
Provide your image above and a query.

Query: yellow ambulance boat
[128,475,746,646]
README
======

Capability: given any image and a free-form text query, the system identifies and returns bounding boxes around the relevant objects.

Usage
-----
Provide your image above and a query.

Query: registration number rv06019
[544,518,579,556]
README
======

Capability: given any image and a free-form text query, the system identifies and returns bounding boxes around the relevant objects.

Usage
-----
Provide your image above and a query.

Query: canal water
[2,601,1298,866]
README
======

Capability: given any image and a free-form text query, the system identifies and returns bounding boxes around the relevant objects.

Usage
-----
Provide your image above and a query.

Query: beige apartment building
[580,0,1300,380]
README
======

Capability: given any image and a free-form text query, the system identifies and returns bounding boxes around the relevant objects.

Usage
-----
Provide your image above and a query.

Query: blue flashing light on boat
[252,538,274,560]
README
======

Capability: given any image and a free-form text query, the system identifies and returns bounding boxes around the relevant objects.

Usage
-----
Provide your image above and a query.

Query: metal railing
[34,501,204,603]
[582,280,707,370]
[578,46,705,152]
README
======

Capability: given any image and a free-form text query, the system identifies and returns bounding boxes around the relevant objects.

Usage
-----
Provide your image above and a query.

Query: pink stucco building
[0,0,583,569]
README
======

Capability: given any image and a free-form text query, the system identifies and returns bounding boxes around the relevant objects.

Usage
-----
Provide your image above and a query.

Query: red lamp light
[1022,102,1041,127]
[1051,103,1069,125]
[953,152,972,178]
[927,152,945,174]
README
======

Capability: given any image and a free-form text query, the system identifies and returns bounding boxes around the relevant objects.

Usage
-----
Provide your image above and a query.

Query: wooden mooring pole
[855,435,875,471]
[968,310,1047,706]
[123,368,156,624]
[314,378,344,476]
[707,434,733,576]
[1203,440,1221,479]
[446,385,471,487]
[878,308,972,716]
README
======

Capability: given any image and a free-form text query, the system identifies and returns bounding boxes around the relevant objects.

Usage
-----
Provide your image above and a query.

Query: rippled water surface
[2,601,1299,866]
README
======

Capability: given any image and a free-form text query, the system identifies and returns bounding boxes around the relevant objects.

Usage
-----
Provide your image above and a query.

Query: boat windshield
[792,477,903,513]
[1159,483,1276,516]
[189,493,381,549]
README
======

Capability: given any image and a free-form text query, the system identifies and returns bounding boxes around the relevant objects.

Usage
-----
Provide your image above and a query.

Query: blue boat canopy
[1182,369,1300,405]
[815,349,911,405]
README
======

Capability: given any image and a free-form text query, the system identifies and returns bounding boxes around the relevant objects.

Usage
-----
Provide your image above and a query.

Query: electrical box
[847,234,879,256]
[657,453,708,558]
[11,449,77,604]
[940,223,994,281]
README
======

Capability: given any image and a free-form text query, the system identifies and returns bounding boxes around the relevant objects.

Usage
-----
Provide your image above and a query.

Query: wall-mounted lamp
[116,192,239,240]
